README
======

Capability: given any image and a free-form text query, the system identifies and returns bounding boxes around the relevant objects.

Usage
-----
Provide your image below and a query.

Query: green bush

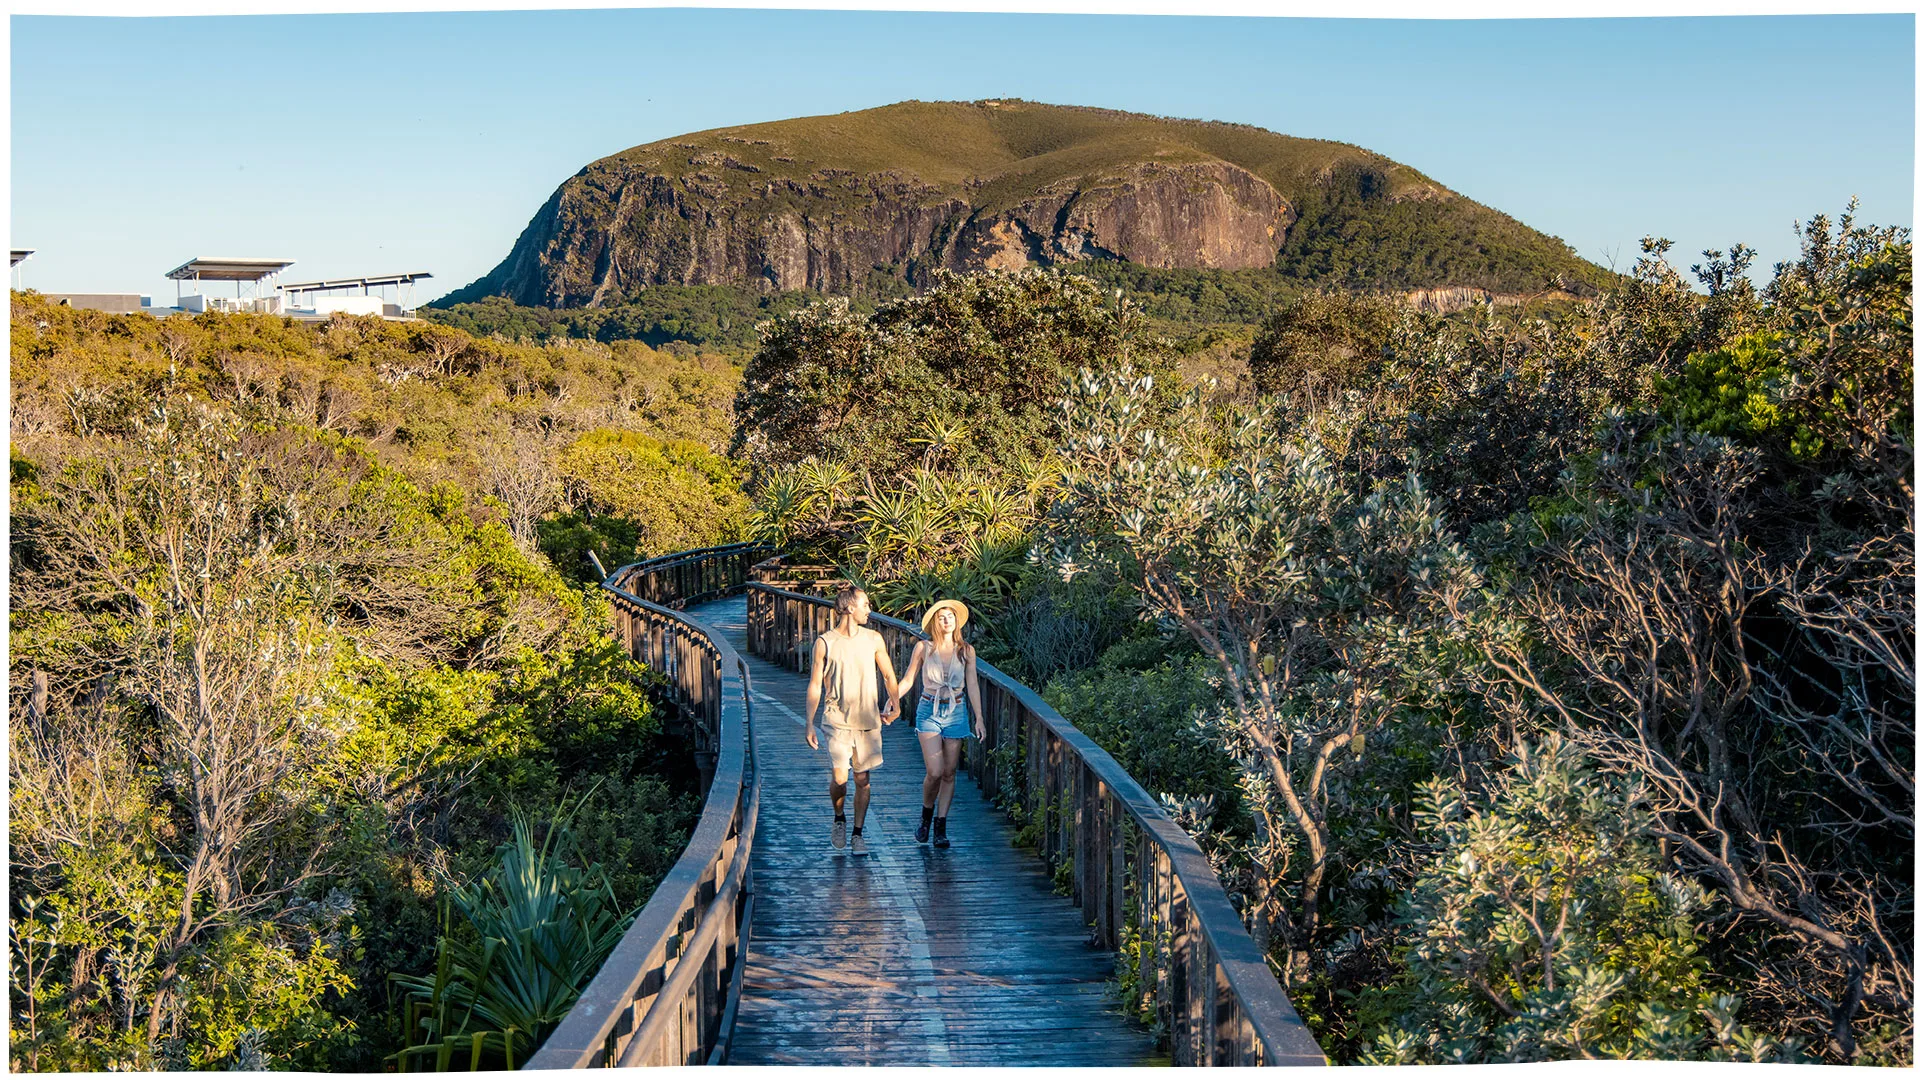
[1247,290,1401,398]
[1357,737,1798,1063]
[1659,332,1812,453]
[734,269,1177,478]
[1043,654,1244,832]
[554,429,748,562]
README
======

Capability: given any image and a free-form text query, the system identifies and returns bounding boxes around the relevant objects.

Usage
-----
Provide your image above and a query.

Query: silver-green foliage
[1361,736,1800,1063]
[1039,366,1483,982]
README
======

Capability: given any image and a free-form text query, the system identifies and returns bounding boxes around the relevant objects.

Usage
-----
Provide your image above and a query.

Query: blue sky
[10,10,1914,303]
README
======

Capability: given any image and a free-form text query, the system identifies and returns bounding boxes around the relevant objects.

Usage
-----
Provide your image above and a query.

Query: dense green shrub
[1358,738,1797,1063]
[1247,290,1401,398]
[733,269,1176,479]
[545,429,749,579]
[1659,331,1809,451]
[1044,654,1244,831]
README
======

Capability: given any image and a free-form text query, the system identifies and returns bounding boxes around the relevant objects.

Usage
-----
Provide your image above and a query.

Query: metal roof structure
[11,249,34,267]
[280,271,432,293]
[164,257,295,282]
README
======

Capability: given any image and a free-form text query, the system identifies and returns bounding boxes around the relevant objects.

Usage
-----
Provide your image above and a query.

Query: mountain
[441,100,1610,309]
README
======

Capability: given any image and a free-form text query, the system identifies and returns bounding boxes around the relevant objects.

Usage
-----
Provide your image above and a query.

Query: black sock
[835,813,847,821]
[851,826,863,835]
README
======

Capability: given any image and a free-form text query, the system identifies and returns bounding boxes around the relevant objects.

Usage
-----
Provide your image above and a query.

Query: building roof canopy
[165,257,296,282]
[11,249,35,267]
[281,272,433,292]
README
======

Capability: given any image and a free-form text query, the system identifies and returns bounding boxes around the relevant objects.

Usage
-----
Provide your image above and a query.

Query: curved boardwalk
[689,595,1164,1067]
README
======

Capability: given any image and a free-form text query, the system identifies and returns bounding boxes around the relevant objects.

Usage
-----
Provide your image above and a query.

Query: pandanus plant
[747,468,806,549]
[390,801,632,1070]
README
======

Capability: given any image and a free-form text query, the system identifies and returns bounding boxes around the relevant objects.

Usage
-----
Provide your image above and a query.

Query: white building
[278,271,434,318]
[22,256,434,320]
[166,256,296,313]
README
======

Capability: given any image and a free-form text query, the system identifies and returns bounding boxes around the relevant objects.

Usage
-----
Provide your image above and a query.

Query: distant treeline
[423,208,1618,353]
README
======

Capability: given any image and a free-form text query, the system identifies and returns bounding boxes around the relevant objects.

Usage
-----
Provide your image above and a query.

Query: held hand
[805,723,819,750]
[880,698,899,725]
[973,722,986,741]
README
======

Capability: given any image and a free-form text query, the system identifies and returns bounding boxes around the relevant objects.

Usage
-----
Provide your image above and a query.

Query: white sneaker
[849,831,870,857]
[832,818,847,849]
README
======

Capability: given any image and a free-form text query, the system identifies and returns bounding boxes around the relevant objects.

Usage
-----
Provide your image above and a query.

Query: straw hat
[920,599,970,637]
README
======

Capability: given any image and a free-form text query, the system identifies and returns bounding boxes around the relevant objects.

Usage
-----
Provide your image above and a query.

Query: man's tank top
[818,627,882,730]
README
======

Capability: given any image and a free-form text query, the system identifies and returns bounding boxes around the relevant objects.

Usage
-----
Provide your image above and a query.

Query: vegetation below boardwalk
[9,199,1912,1068]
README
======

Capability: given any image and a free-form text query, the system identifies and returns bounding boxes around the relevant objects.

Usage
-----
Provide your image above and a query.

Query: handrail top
[742,582,1318,1061]
[624,542,765,576]
[746,580,924,638]
[605,572,752,674]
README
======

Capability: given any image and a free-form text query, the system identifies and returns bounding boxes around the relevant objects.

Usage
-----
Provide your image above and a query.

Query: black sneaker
[932,817,949,849]
[916,805,934,844]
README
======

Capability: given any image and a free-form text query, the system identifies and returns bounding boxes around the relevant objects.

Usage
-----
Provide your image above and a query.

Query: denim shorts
[914,695,973,740]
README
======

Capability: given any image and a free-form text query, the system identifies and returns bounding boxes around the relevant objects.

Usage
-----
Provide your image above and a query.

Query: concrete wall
[309,295,387,317]
[44,293,145,315]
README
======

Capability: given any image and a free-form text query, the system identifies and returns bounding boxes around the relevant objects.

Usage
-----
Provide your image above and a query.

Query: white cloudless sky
[9,6,1914,303]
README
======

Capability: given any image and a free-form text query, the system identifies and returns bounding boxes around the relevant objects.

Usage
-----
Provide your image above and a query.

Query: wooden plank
[686,594,1159,1068]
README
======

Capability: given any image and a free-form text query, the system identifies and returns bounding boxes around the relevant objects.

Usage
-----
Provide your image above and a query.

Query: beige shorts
[825,724,883,778]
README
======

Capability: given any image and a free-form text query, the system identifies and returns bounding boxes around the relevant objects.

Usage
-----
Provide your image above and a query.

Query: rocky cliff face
[1400,285,1588,314]
[479,157,1294,308]
[445,100,1609,310]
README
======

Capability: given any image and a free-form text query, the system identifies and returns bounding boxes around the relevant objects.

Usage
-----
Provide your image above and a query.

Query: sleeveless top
[817,628,883,730]
[923,644,968,723]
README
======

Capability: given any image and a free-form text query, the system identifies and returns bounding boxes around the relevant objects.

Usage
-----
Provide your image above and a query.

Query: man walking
[805,586,901,856]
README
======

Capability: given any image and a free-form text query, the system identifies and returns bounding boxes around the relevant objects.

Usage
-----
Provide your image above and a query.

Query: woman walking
[899,599,985,848]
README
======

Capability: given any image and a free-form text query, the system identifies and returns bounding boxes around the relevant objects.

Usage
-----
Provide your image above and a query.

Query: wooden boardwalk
[688,595,1164,1067]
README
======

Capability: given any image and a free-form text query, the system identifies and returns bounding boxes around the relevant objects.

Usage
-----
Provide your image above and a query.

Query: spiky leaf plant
[390,800,632,1069]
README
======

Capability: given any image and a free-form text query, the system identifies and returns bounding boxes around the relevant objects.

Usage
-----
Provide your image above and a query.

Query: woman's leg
[917,730,946,809]
[935,738,963,814]
[915,730,942,843]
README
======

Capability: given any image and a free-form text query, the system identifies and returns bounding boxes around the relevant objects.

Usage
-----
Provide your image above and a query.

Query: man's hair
[834,585,867,616]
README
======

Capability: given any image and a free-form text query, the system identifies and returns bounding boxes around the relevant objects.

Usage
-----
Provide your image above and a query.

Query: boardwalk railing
[746,554,847,594]
[524,546,765,1068]
[617,542,769,610]
[745,582,1327,1067]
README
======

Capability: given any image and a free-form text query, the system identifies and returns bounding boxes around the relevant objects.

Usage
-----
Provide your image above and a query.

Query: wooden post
[1074,761,1089,911]
[28,669,48,727]
[1108,791,1126,951]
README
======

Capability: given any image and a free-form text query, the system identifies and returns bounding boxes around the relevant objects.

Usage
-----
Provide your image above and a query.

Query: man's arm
[875,633,902,724]
[804,636,826,750]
